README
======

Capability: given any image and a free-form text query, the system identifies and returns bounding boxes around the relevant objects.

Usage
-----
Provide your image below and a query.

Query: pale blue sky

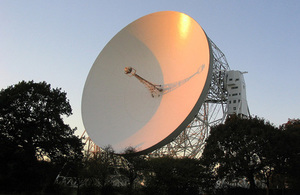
[1,1,299,136]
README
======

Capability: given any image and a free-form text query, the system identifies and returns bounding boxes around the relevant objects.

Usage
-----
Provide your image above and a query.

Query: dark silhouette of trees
[53,121,299,194]
[121,147,148,194]
[2,80,298,195]
[201,116,300,195]
[85,146,116,194]
[201,116,279,191]
[278,119,300,190]
[65,146,118,194]
[0,81,83,193]
[145,156,204,195]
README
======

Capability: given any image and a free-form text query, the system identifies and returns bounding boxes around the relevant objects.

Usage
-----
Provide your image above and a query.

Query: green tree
[0,80,83,192]
[201,115,279,191]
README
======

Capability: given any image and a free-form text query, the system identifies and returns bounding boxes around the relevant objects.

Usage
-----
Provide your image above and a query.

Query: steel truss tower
[150,39,230,158]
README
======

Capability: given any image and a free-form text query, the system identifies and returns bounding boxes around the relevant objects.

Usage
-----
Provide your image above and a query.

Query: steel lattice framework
[150,39,230,158]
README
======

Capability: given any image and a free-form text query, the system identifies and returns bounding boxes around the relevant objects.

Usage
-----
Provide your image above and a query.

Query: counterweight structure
[226,70,250,117]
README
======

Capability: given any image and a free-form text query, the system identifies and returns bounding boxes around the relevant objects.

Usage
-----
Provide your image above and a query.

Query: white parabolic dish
[82,11,213,154]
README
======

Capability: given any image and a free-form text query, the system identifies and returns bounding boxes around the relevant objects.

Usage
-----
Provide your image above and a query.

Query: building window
[233,107,236,110]
[231,86,238,89]
[233,100,236,103]
[232,93,237,96]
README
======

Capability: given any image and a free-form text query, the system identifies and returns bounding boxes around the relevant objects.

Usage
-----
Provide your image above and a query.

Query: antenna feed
[124,66,136,76]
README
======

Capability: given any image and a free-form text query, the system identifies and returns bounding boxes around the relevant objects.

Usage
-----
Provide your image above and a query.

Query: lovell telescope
[81,11,250,158]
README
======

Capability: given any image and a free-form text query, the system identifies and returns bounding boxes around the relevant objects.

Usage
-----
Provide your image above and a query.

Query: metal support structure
[81,130,102,156]
[150,38,230,158]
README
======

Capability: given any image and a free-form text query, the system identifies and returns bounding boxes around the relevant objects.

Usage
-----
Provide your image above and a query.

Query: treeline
[57,116,300,195]
[55,148,206,195]
[200,116,300,195]
[0,81,299,194]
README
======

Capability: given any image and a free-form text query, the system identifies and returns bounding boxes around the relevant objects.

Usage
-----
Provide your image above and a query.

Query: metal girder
[150,38,230,158]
